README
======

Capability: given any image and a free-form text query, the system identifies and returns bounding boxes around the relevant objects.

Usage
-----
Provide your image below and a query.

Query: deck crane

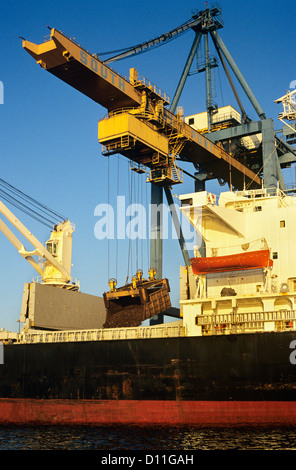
[0,188,108,331]
[0,178,76,289]
[0,200,76,289]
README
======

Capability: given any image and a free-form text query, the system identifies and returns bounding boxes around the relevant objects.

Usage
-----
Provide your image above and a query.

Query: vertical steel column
[210,30,266,120]
[204,32,212,131]
[163,33,203,269]
[150,32,202,276]
[261,118,279,191]
[164,187,190,266]
[150,183,163,325]
[149,32,202,326]
[150,183,163,279]
[275,156,285,190]
[170,31,202,114]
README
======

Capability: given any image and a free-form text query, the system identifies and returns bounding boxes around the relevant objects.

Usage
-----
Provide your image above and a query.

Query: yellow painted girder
[23,29,142,111]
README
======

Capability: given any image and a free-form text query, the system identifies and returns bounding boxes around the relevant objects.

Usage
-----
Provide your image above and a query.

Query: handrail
[134,76,170,103]
[197,309,296,326]
[14,321,185,344]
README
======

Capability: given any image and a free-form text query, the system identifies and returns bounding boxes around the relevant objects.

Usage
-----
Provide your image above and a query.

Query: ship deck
[0,321,185,345]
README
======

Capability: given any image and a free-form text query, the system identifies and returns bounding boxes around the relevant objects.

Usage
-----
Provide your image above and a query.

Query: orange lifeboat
[190,249,273,275]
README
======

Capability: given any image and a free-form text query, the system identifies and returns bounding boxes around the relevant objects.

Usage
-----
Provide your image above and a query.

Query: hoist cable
[0,188,58,227]
[0,177,66,226]
[0,191,53,229]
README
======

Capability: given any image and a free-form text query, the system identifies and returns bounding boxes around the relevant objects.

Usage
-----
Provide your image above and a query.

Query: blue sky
[0,0,295,331]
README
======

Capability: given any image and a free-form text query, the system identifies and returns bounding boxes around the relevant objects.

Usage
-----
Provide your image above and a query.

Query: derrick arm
[0,217,43,275]
[0,201,72,284]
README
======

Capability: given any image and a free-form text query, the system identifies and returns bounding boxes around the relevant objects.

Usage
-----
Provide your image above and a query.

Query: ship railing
[196,309,296,335]
[16,321,185,344]
[283,184,296,194]
[197,309,296,325]
[236,187,292,200]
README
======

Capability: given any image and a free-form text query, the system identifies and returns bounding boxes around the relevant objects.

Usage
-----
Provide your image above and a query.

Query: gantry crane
[21,12,261,282]
[96,4,294,192]
[21,5,295,325]
[22,28,259,190]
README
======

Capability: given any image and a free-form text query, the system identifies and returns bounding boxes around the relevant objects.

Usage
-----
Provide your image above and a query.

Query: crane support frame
[0,200,74,287]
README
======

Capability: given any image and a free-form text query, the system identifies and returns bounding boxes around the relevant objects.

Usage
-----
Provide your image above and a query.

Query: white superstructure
[179,188,296,336]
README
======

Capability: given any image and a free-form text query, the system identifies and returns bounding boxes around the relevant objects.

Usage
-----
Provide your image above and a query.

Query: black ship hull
[0,330,296,424]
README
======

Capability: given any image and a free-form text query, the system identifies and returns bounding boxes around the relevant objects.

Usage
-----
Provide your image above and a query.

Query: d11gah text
[101,453,194,467]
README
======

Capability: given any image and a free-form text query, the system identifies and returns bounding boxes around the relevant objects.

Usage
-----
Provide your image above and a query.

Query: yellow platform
[99,112,169,162]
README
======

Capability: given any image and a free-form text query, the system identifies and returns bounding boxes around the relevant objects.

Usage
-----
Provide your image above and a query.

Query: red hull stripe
[1,399,296,425]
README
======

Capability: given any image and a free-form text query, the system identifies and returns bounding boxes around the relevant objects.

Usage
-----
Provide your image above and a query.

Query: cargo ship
[1,7,296,425]
[1,185,296,425]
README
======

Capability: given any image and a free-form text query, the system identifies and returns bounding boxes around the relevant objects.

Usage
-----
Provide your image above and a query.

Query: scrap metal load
[103,270,171,328]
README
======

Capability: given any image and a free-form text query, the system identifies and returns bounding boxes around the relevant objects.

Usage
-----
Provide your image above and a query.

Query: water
[0,424,295,451]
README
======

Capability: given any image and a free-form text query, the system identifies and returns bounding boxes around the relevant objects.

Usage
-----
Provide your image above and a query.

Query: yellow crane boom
[23,28,261,189]
[23,29,141,112]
